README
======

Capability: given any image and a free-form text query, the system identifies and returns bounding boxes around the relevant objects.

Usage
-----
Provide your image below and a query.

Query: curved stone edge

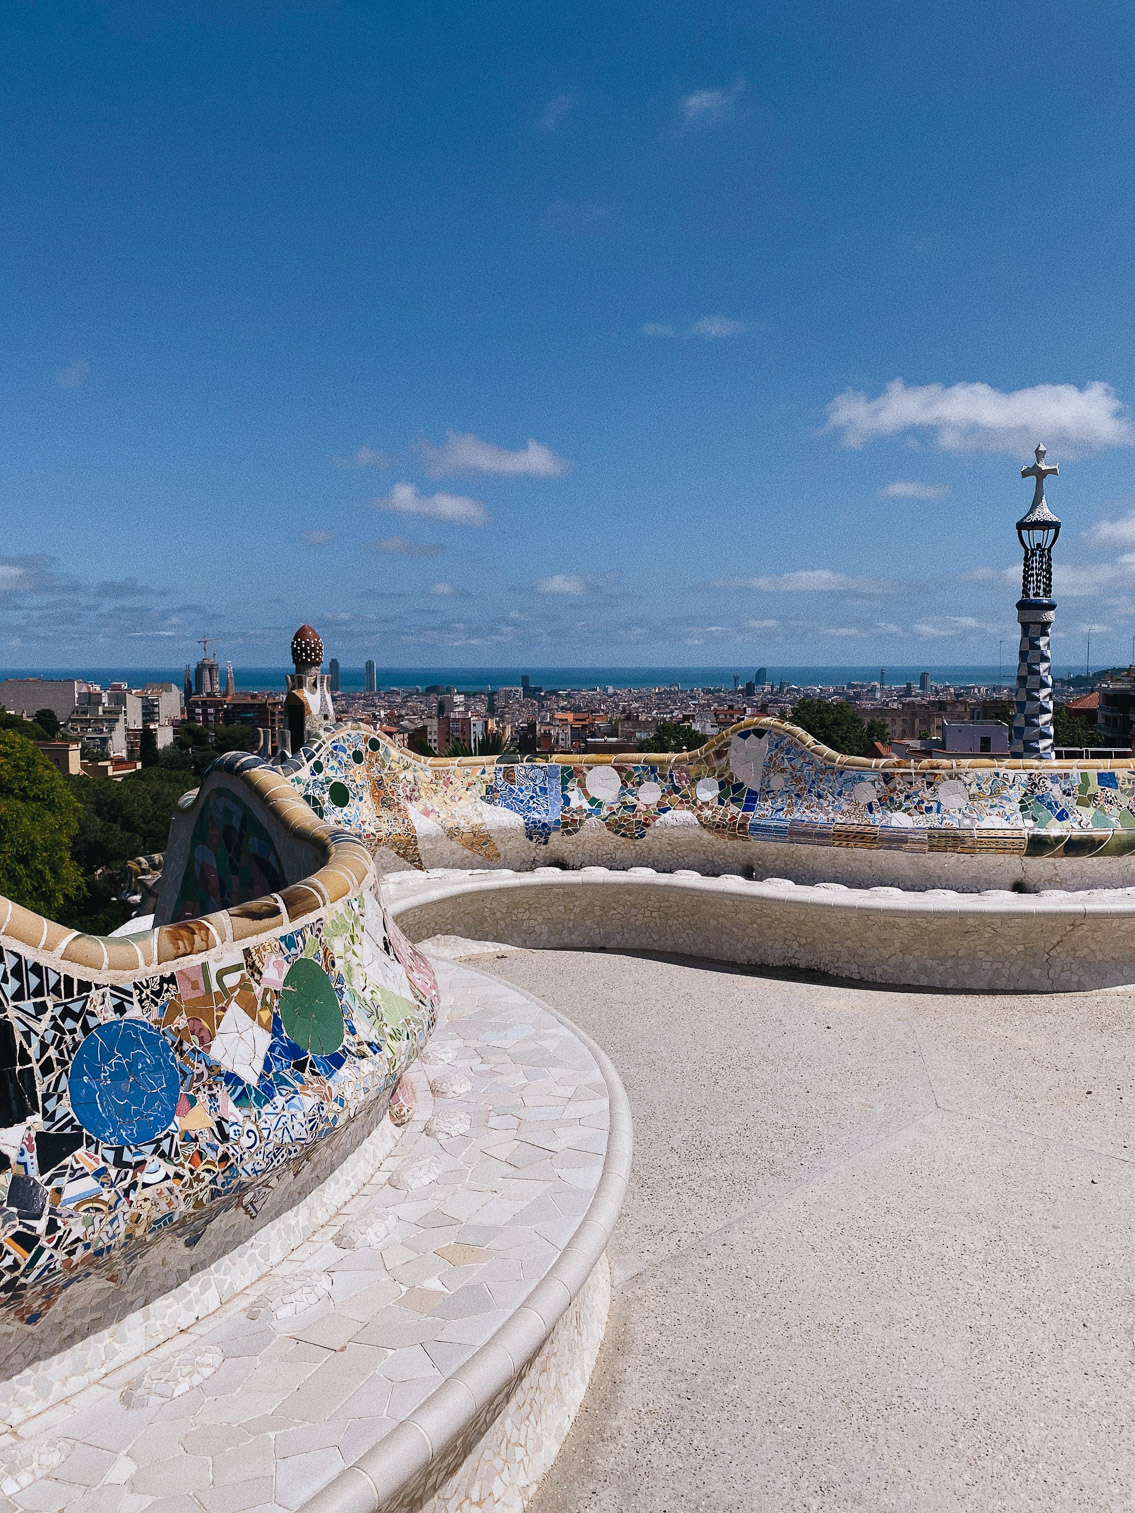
[0,1101,407,1432]
[383,867,1135,994]
[0,752,374,980]
[302,964,633,1513]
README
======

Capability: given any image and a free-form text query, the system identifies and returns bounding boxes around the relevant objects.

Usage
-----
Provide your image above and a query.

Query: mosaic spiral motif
[291,721,1135,861]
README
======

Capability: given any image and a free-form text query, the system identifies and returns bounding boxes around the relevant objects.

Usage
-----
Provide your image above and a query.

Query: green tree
[61,767,195,933]
[863,718,890,751]
[34,707,62,738]
[0,730,82,918]
[637,722,706,753]
[139,726,159,767]
[444,732,506,757]
[0,708,51,742]
[790,699,868,756]
[1054,706,1104,748]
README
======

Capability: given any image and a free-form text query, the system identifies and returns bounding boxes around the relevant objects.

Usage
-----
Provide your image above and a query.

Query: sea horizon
[0,662,1099,694]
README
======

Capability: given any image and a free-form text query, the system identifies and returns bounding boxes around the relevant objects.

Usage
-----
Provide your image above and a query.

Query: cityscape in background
[1,644,1127,770]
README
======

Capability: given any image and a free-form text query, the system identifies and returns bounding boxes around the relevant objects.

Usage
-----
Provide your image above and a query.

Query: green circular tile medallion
[279,957,345,1055]
[328,780,350,807]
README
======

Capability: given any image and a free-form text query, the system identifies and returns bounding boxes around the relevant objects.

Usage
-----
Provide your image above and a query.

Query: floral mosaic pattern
[0,890,437,1323]
[291,720,1135,862]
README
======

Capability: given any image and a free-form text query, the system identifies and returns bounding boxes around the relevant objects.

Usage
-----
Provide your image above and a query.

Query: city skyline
[3,3,1135,665]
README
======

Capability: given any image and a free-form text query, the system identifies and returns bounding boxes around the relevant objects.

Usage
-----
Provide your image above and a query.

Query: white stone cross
[1021,442,1058,501]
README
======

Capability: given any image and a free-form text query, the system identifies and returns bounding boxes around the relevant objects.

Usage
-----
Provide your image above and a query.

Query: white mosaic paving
[0,958,614,1513]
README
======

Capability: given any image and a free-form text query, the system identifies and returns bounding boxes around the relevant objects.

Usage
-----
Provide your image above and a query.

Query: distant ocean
[0,663,1081,693]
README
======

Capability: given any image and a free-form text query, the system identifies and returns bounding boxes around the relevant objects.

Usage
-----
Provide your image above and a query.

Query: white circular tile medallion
[585,766,622,803]
[637,780,663,806]
[695,777,720,802]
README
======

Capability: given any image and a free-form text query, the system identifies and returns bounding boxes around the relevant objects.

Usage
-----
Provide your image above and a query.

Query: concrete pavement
[438,945,1135,1513]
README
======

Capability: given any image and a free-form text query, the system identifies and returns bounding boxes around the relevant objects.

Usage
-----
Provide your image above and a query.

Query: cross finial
[1022,442,1058,497]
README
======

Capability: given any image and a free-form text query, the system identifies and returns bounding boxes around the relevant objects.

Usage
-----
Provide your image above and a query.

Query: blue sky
[3,0,1135,669]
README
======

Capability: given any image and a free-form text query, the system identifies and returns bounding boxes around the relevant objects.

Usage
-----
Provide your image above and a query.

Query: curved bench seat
[382,866,1135,993]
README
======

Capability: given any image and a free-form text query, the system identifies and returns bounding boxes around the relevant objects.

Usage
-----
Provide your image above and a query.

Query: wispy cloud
[333,446,391,469]
[881,481,950,500]
[372,482,490,526]
[913,615,1001,638]
[420,430,570,479]
[363,535,445,557]
[0,556,54,593]
[1083,510,1135,548]
[642,316,745,339]
[689,315,745,338]
[540,92,574,129]
[535,573,589,597]
[704,569,892,593]
[680,79,744,129]
[427,581,471,598]
[56,360,90,389]
[827,379,1134,455]
[302,529,336,546]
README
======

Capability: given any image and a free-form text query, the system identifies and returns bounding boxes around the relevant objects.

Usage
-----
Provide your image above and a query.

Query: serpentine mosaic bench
[0,758,439,1375]
[281,717,1135,889]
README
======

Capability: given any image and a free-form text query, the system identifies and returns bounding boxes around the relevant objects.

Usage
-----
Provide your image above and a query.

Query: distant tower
[919,670,930,694]
[284,624,334,754]
[224,661,235,699]
[364,658,377,694]
[755,667,767,685]
[879,668,886,688]
[1012,444,1061,759]
[194,637,220,697]
[329,658,340,693]
[486,685,496,716]
[183,663,192,708]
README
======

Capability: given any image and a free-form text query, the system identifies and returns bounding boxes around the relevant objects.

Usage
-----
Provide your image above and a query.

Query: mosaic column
[1012,599,1056,758]
[1010,444,1061,761]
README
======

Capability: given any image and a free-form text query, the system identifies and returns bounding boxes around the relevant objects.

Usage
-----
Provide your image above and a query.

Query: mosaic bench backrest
[0,754,438,1348]
[287,718,1135,865]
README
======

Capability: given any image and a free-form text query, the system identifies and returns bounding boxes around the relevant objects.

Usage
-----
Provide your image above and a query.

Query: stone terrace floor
[453,944,1135,1513]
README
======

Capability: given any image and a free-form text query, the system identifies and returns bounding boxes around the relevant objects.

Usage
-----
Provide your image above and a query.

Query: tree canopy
[790,699,869,756]
[0,730,82,918]
[637,722,706,753]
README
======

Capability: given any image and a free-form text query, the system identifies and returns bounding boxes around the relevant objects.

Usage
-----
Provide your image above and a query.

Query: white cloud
[881,481,950,500]
[363,535,445,557]
[743,618,780,631]
[373,482,490,526]
[57,360,90,389]
[1072,621,1110,633]
[823,621,902,639]
[427,581,470,598]
[302,529,336,546]
[680,79,744,128]
[540,93,574,129]
[1056,558,1135,597]
[1083,511,1135,547]
[689,315,745,338]
[420,430,569,479]
[827,379,1134,455]
[705,569,891,593]
[642,316,745,339]
[913,615,1001,638]
[962,564,1018,585]
[536,573,588,596]
[333,446,391,469]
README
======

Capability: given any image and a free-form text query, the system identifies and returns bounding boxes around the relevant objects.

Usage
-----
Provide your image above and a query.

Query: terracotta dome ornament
[291,624,324,669]
[283,623,335,754]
